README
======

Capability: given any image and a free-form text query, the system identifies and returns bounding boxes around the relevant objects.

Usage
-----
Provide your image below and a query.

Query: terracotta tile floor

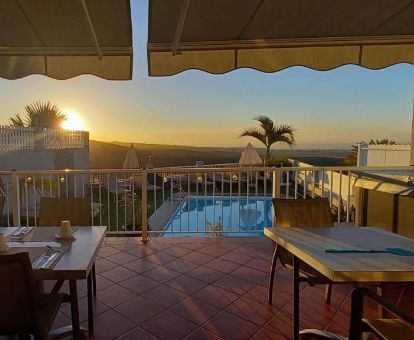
[46,236,414,340]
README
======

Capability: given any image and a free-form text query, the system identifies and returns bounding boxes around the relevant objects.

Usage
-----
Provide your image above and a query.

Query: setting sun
[61,111,86,131]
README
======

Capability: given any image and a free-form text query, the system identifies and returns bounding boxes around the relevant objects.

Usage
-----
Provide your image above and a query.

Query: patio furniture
[268,198,334,305]
[38,197,97,297]
[264,226,414,340]
[39,197,91,227]
[350,287,414,340]
[299,287,414,340]
[0,226,106,339]
[0,252,65,339]
[0,196,4,224]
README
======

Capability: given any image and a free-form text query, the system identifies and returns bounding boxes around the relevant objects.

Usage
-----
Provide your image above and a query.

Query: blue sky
[0,0,413,149]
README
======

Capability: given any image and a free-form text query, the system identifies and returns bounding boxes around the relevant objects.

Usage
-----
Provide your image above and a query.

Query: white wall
[288,159,356,210]
[0,147,89,171]
[358,144,411,166]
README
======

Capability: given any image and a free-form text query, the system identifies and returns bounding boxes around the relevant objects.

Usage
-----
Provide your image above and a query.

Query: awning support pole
[172,0,190,56]
[80,0,103,60]
[411,98,414,165]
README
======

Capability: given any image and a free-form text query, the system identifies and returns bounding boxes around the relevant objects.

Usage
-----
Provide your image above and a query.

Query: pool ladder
[171,184,189,202]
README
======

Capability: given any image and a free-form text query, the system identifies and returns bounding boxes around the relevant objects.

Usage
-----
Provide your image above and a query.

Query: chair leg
[92,263,97,297]
[268,244,280,305]
[325,283,333,304]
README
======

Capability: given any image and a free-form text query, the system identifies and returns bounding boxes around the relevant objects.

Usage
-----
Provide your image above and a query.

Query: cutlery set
[9,226,34,240]
[32,246,64,269]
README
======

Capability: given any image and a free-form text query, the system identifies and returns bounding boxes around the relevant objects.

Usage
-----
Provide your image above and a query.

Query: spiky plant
[9,113,25,126]
[239,115,295,165]
[369,139,396,145]
[9,101,66,129]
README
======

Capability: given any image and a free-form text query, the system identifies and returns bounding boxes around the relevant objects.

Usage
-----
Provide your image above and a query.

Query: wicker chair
[38,197,96,296]
[0,253,66,339]
[268,198,334,305]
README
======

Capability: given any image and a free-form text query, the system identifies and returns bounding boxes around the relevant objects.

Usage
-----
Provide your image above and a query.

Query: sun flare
[61,111,86,131]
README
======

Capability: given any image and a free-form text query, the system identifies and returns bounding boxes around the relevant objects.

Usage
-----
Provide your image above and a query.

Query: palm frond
[268,124,296,146]
[9,113,26,127]
[239,128,266,145]
[369,138,397,145]
[253,115,274,135]
[23,101,66,129]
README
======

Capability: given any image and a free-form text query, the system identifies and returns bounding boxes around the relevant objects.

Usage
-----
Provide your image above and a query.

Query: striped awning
[148,0,414,76]
[0,0,132,80]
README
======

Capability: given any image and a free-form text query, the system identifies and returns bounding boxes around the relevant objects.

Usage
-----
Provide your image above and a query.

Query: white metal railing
[0,166,412,239]
[0,125,88,150]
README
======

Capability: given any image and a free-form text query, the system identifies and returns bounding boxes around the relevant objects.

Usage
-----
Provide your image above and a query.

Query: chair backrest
[38,197,91,226]
[0,253,37,334]
[273,198,333,228]
[0,197,4,215]
[0,197,4,225]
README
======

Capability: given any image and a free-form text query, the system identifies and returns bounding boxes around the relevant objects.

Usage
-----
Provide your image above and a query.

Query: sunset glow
[62,111,86,131]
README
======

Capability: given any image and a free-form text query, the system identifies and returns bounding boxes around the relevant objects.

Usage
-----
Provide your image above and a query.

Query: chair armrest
[357,287,414,326]
[299,329,346,340]
[349,287,414,340]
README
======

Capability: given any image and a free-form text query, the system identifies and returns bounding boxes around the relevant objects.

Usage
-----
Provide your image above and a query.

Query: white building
[356,110,414,166]
[357,143,411,166]
[0,125,89,171]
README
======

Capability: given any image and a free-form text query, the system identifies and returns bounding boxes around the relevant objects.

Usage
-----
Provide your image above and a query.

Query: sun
[61,111,86,131]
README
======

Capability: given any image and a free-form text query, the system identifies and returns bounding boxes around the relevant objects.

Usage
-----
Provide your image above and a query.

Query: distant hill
[90,140,240,168]
[89,140,349,169]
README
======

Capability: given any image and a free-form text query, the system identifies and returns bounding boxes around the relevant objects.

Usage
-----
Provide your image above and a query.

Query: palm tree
[9,101,66,129]
[369,139,396,145]
[240,115,295,165]
[342,144,359,165]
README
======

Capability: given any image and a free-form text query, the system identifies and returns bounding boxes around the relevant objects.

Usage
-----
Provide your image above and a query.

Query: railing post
[272,168,281,199]
[10,171,20,227]
[141,170,148,242]
[354,187,363,226]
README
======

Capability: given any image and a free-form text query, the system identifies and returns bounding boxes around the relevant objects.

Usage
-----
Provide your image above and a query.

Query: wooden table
[264,226,414,340]
[0,226,106,339]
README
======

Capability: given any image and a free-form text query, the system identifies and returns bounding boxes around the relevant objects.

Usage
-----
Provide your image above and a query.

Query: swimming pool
[163,196,273,236]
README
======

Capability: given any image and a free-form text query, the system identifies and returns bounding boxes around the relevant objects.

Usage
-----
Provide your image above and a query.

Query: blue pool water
[163,196,273,236]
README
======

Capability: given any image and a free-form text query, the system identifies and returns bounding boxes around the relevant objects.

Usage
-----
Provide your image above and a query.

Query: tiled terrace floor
[49,236,413,340]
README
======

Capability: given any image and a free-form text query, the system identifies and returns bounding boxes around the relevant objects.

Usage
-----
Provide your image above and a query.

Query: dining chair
[0,252,66,340]
[38,197,91,227]
[38,197,97,296]
[299,287,414,340]
[349,287,414,339]
[268,198,334,305]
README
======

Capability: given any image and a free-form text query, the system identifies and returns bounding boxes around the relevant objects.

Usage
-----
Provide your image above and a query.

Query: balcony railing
[0,166,412,238]
[0,125,88,150]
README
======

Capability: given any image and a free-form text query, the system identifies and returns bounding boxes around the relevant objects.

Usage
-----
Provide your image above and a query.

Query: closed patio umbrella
[148,0,414,76]
[239,143,262,166]
[0,0,132,80]
[123,144,140,169]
